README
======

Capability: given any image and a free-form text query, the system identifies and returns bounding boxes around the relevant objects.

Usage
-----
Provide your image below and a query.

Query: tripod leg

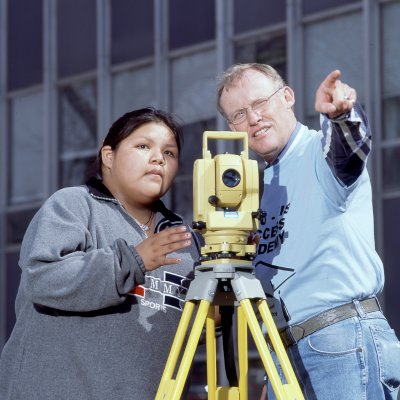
[237,305,248,400]
[240,299,304,400]
[156,300,196,399]
[257,300,303,398]
[167,299,211,399]
[206,306,217,399]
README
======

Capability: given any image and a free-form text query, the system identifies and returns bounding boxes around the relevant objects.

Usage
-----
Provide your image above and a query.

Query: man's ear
[282,86,295,109]
[101,146,113,169]
[228,122,236,132]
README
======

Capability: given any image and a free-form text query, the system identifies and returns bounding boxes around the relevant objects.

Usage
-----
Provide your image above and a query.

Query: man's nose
[247,108,262,125]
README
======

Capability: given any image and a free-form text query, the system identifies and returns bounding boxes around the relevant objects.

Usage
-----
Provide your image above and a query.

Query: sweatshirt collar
[85,177,183,227]
[86,177,114,200]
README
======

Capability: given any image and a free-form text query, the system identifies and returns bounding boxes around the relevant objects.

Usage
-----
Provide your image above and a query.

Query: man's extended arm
[315,70,371,186]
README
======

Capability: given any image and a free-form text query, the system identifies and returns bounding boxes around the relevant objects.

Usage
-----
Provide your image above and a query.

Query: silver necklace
[134,211,154,232]
[117,200,154,232]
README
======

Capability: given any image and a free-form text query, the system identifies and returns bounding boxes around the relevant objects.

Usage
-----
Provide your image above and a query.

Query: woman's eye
[137,144,148,149]
[164,150,176,158]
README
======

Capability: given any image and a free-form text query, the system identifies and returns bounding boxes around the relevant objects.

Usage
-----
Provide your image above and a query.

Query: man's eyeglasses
[228,86,283,125]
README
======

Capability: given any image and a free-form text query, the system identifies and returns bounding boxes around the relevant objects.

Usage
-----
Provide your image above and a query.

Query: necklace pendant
[140,224,149,231]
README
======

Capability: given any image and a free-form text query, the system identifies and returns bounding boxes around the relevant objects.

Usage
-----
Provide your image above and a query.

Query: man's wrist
[326,110,351,122]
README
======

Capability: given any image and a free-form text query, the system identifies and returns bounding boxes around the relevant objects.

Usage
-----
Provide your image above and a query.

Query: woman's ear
[101,146,113,169]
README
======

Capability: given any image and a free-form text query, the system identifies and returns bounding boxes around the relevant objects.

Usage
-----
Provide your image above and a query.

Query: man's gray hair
[216,63,286,118]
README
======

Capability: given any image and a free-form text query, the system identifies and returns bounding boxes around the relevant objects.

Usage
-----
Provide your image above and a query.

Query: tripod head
[192,131,265,264]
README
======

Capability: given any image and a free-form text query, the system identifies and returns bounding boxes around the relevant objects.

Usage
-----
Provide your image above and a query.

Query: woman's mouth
[147,169,163,177]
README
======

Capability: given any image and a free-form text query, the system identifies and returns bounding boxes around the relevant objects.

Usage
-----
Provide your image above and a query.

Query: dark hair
[91,107,183,178]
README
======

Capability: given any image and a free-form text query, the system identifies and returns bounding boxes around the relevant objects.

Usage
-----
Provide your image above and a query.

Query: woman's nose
[151,149,165,165]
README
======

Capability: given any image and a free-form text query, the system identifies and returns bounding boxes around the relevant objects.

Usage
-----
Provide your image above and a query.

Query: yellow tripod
[155,259,304,400]
[156,130,303,399]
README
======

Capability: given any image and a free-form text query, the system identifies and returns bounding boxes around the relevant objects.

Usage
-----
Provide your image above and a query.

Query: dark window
[9,91,45,205]
[5,252,22,341]
[172,118,216,222]
[57,0,97,78]
[178,120,213,177]
[382,97,400,141]
[59,79,97,187]
[303,0,358,15]
[382,146,400,193]
[60,156,96,188]
[235,34,287,82]
[171,178,193,225]
[7,0,43,90]
[169,0,215,50]
[111,0,154,64]
[234,0,285,34]
[6,208,39,245]
[383,197,400,334]
[304,115,320,132]
[59,81,97,155]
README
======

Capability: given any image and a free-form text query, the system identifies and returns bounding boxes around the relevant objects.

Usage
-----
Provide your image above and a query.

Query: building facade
[1,0,399,398]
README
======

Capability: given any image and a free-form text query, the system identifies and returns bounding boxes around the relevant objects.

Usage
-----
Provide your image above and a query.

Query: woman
[0,108,200,399]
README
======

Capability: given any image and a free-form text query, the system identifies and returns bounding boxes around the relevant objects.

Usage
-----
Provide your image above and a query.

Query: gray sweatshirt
[0,179,200,399]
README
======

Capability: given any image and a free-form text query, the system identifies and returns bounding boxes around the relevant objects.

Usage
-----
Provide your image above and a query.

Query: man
[217,63,400,399]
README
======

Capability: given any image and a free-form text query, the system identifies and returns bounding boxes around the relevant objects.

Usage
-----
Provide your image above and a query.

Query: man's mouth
[254,127,270,137]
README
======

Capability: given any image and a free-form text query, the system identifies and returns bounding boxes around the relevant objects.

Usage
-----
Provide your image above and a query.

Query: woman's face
[101,122,179,206]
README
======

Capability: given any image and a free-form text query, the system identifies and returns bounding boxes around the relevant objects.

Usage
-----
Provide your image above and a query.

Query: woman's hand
[135,226,192,271]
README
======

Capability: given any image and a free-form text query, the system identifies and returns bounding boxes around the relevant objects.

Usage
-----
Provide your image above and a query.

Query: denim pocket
[307,318,360,355]
[370,325,400,392]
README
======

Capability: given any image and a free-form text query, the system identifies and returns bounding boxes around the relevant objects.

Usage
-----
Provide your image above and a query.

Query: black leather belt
[272,297,381,349]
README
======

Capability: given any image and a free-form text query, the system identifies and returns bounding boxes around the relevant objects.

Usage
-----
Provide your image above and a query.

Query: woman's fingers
[135,226,192,271]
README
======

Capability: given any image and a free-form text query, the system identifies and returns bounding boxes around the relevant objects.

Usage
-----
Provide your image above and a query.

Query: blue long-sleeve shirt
[254,103,383,329]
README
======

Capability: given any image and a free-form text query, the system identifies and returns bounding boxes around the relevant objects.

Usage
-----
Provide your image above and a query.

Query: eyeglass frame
[226,86,284,125]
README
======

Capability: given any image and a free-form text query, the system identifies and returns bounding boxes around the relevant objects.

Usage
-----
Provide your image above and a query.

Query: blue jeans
[266,303,400,399]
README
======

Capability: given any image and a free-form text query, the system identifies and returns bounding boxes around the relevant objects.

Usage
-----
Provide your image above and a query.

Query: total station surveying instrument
[156,131,304,400]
